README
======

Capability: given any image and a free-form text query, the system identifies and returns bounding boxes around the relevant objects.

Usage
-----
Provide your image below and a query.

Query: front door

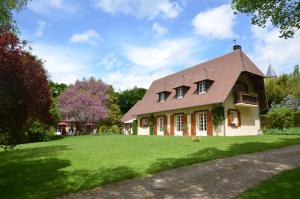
[157,117,164,136]
[197,112,207,136]
[175,114,183,136]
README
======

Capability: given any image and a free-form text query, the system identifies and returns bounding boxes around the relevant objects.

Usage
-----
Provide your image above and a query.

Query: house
[121,45,267,136]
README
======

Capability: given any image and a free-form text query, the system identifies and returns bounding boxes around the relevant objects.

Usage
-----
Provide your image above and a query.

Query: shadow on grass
[0,145,139,199]
[147,137,300,174]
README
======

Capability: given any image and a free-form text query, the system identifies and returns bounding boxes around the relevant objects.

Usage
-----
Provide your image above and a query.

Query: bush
[132,120,137,135]
[192,137,201,142]
[110,125,120,134]
[26,121,55,143]
[267,107,295,129]
[149,115,154,135]
[98,125,108,134]
[264,128,300,135]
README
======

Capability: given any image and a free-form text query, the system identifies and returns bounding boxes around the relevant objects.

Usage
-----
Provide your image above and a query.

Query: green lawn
[1,135,300,199]
[237,166,300,199]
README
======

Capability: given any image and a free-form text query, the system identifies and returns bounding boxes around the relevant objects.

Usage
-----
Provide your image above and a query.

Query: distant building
[266,64,277,77]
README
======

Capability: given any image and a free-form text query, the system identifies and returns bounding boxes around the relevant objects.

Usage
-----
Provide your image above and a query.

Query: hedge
[261,112,300,129]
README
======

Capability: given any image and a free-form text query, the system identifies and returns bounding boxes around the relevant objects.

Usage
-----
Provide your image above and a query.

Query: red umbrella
[58,122,68,126]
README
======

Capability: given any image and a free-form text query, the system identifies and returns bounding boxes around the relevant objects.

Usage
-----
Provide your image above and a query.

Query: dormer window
[159,92,166,102]
[176,87,184,98]
[196,80,213,94]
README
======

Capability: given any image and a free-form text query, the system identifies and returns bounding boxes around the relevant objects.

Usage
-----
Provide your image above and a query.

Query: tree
[0,0,28,31]
[232,0,300,38]
[48,81,68,124]
[105,86,122,125]
[57,77,109,133]
[117,87,147,114]
[0,31,51,148]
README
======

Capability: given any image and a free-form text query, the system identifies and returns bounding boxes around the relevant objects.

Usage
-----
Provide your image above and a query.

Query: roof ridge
[153,50,237,82]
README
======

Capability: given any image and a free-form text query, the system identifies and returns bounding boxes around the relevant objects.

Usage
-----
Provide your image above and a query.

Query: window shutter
[207,111,213,136]
[154,117,157,135]
[227,110,232,126]
[183,113,188,136]
[163,115,168,135]
[237,110,241,127]
[191,112,196,136]
[170,114,174,135]
[140,118,143,127]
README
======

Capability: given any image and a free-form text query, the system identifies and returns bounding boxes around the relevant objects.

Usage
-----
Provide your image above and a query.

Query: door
[175,114,183,136]
[157,117,164,136]
[197,112,207,136]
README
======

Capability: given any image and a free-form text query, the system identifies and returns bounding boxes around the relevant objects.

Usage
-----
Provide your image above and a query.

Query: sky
[14,0,300,90]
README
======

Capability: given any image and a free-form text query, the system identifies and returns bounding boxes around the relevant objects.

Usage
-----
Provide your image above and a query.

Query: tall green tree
[232,0,300,38]
[106,86,122,125]
[0,0,29,31]
[48,81,68,124]
[117,87,147,114]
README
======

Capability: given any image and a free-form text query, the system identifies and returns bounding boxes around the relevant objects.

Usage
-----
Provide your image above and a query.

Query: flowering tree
[57,78,109,132]
[0,31,51,147]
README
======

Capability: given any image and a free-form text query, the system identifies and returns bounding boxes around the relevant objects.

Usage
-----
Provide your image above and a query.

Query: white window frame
[176,87,184,98]
[176,114,183,131]
[230,110,238,125]
[198,81,206,94]
[159,117,164,131]
[159,92,165,102]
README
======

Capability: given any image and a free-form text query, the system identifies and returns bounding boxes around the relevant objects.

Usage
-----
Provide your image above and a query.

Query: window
[228,109,240,127]
[159,117,164,131]
[176,87,184,98]
[198,112,207,131]
[141,118,149,128]
[159,92,166,102]
[198,81,206,93]
[176,114,183,131]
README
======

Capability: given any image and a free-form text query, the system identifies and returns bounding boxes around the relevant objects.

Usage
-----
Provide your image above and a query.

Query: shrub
[264,128,300,135]
[192,137,200,142]
[149,115,154,135]
[111,125,120,134]
[267,107,295,129]
[98,125,108,134]
[132,120,137,135]
[26,121,55,143]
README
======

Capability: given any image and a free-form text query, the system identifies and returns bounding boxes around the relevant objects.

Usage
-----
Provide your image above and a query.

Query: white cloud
[192,4,236,39]
[35,20,47,37]
[92,0,182,19]
[152,22,168,37]
[70,29,101,45]
[30,43,94,84]
[28,0,77,15]
[251,25,300,74]
[124,38,197,71]
[99,53,121,70]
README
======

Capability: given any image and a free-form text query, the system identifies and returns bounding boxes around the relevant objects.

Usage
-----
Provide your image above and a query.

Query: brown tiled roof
[121,100,142,123]
[123,49,264,120]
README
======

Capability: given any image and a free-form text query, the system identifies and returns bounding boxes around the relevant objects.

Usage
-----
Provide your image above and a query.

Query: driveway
[60,144,300,199]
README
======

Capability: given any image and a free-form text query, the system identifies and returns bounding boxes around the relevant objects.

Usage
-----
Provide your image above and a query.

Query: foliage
[232,0,300,38]
[132,120,137,135]
[0,31,51,147]
[212,104,225,127]
[0,0,28,31]
[25,121,55,143]
[117,87,146,114]
[237,166,300,199]
[264,127,300,135]
[192,137,200,142]
[110,125,120,134]
[1,135,300,198]
[271,95,300,112]
[98,125,108,134]
[267,107,295,129]
[149,115,154,135]
[265,65,300,106]
[105,86,122,125]
[48,81,68,124]
[57,77,109,133]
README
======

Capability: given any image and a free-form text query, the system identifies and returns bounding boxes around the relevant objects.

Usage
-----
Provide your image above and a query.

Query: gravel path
[60,144,300,199]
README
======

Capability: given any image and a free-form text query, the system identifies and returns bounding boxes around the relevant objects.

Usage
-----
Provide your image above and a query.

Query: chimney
[233,45,241,51]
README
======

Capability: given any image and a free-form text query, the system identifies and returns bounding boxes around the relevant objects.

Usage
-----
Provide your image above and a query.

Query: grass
[237,166,300,199]
[1,134,300,199]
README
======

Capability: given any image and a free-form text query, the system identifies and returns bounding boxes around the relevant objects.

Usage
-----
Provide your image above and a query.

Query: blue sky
[14,0,300,90]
